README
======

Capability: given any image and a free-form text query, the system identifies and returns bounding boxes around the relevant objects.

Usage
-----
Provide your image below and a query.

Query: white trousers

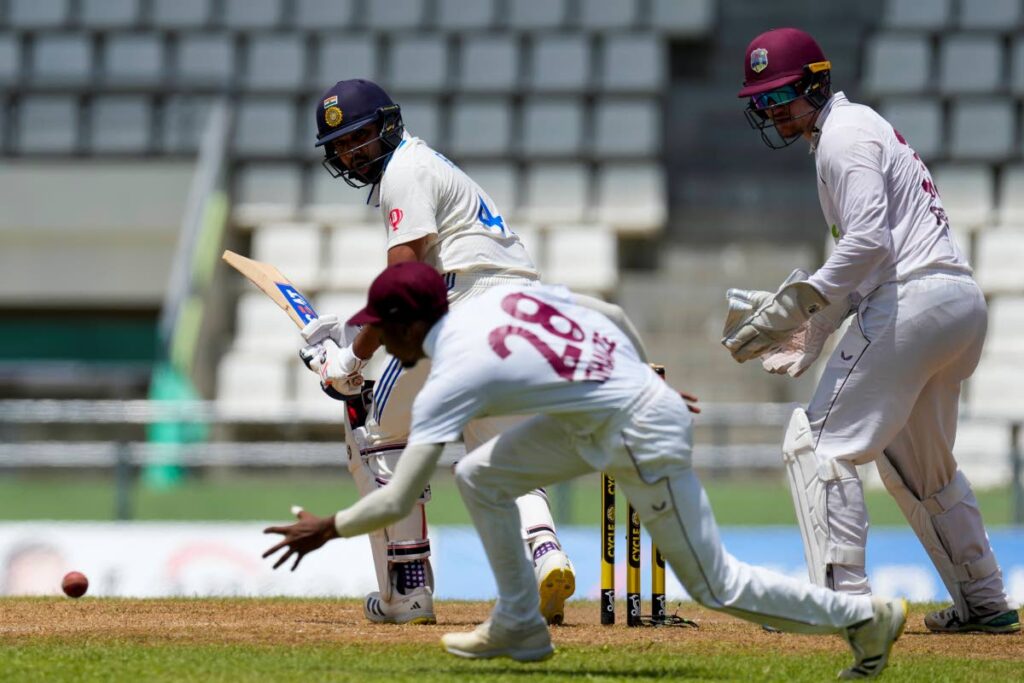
[362,272,559,550]
[807,272,1009,613]
[454,380,874,632]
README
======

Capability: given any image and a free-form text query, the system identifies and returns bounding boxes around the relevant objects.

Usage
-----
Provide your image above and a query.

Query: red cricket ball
[61,571,89,598]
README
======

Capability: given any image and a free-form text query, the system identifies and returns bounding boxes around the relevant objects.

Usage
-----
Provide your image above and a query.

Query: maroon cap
[348,262,449,326]
[738,28,829,98]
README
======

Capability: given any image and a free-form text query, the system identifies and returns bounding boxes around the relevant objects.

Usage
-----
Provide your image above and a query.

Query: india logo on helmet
[750,48,768,73]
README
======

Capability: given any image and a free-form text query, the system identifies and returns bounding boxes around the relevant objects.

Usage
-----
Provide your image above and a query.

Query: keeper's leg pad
[348,426,433,602]
[782,409,867,590]
[876,456,1003,620]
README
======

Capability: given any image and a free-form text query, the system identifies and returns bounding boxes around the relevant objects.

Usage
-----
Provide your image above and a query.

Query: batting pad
[782,408,864,588]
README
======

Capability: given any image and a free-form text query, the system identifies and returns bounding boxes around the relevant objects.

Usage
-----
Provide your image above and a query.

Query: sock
[395,560,427,595]
[532,541,560,564]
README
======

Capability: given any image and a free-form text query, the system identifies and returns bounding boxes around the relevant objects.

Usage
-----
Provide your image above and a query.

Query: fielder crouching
[724,27,1018,635]
[266,263,906,680]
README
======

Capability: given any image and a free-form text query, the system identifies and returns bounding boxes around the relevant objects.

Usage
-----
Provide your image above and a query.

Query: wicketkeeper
[724,27,1018,634]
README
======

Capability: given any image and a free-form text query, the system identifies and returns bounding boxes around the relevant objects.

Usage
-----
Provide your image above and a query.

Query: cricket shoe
[363,586,436,625]
[533,542,575,625]
[839,597,907,680]
[441,618,554,662]
[924,606,1020,634]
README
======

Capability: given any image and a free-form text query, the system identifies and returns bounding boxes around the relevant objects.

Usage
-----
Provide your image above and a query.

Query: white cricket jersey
[377,133,538,279]
[806,92,971,303]
[406,284,659,446]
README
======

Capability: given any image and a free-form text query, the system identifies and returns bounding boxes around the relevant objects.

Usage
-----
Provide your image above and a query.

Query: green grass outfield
[0,471,1013,526]
[1,599,1019,682]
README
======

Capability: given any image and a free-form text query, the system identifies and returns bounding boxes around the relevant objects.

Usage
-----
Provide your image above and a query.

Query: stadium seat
[223,0,282,30]
[522,163,589,224]
[595,163,666,234]
[151,0,212,28]
[959,0,1021,29]
[306,162,376,223]
[594,99,660,157]
[163,96,217,152]
[545,225,618,294]
[315,36,378,85]
[975,229,1024,294]
[600,35,665,92]
[174,34,235,87]
[648,0,714,35]
[863,34,931,96]
[232,99,297,156]
[968,358,1024,418]
[367,0,427,31]
[315,291,367,322]
[102,34,164,87]
[244,35,306,90]
[883,0,951,29]
[216,349,290,407]
[89,97,151,154]
[80,0,140,28]
[234,163,303,223]
[294,0,355,29]
[250,222,322,289]
[437,0,496,30]
[527,36,590,91]
[580,0,638,31]
[325,225,388,290]
[0,34,19,87]
[512,225,543,268]
[879,99,942,160]
[508,0,567,29]
[16,97,78,153]
[449,97,512,157]
[232,292,303,354]
[986,296,1024,359]
[458,163,519,220]
[949,99,1014,161]
[30,34,91,85]
[997,165,1024,224]
[387,36,449,93]
[7,0,68,28]
[939,35,1002,94]
[400,98,443,147]
[950,421,1014,488]
[522,98,584,157]
[458,36,519,93]
[1010,38,1024,95]
[930,164,994,231]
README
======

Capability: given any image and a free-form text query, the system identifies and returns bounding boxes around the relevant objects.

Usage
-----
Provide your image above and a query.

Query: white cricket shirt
[377,133,538,278]
[806,92,971,303]
[406,284,659,446]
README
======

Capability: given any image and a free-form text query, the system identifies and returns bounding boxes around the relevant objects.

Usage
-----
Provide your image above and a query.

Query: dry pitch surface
[1,599,1021,681]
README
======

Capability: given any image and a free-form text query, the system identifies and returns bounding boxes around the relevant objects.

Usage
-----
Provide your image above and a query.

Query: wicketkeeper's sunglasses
[750,84,801,111]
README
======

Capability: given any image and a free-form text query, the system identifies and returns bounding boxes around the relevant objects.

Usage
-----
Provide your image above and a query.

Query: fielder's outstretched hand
[263,507,339,571]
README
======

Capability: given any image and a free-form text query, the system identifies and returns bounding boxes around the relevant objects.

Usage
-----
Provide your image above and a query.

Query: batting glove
[299,340,368,399]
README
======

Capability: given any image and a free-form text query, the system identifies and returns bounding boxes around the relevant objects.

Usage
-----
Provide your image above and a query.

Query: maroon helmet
[738,28,832,149]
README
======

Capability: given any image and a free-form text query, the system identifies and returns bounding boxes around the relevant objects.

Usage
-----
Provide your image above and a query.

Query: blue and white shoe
[924,605,1020,634]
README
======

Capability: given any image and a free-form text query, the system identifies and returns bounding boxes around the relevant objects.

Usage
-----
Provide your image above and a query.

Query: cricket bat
[222,250,318,330]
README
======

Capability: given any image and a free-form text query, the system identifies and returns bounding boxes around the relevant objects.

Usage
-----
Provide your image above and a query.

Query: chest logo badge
[389,208,404,231]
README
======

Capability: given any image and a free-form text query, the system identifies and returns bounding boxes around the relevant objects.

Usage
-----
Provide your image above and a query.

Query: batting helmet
[315,79,404,187]
[738,28,832,149]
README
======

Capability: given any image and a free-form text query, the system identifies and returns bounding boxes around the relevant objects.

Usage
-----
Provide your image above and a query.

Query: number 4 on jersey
[477,195,508,236]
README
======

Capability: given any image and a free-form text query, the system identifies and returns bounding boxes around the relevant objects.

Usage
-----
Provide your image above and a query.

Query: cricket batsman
[297,78,576,625]
[722,28,1018,634]
[264,262,907,679]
